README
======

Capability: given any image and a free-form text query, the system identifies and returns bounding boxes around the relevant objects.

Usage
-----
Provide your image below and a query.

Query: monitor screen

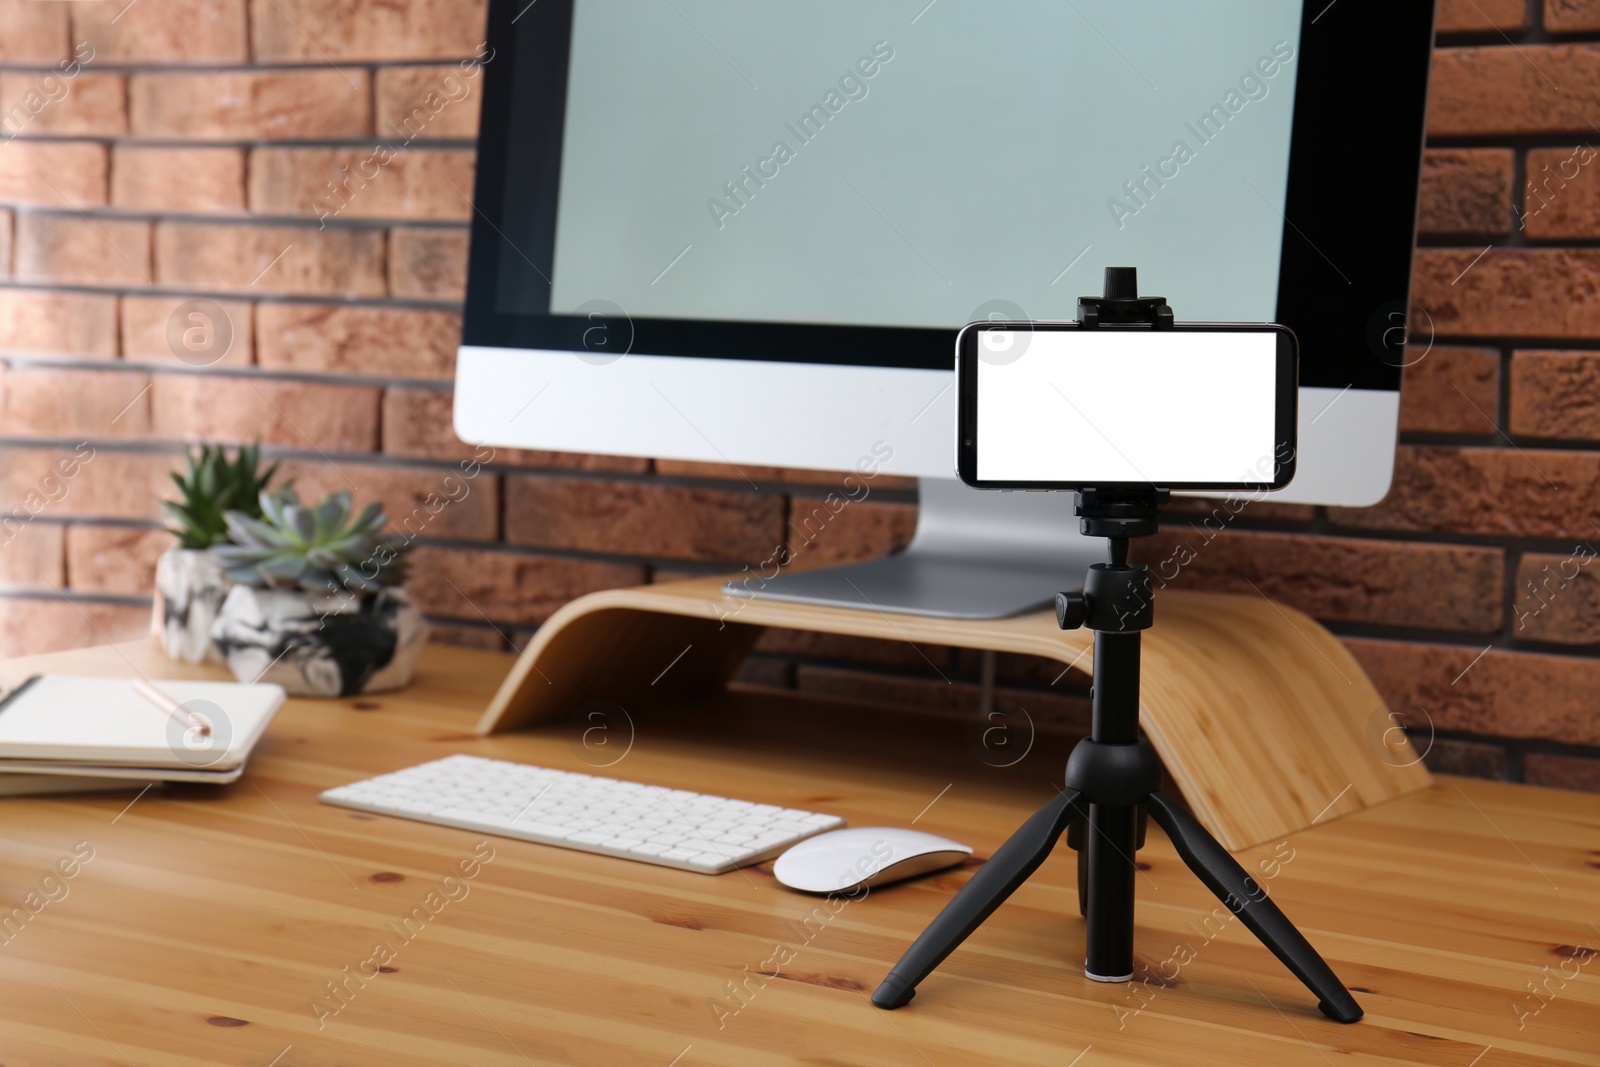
[464,0,1432,392]
[544,2,1301,331]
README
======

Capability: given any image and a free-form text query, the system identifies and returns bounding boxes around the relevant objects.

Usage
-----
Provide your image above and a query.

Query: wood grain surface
[0,640,1593,1067]
[478,576,1432,849]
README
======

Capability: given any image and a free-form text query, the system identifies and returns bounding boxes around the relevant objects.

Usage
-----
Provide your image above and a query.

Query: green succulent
[213,488,409,595]
[165,442,279,550]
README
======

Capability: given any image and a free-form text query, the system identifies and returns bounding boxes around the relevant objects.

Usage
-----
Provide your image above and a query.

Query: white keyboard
[318,755,845,874]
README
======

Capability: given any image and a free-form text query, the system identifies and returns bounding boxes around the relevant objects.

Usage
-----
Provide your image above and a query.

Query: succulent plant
[165,442,279,550]
[213,488,409,595]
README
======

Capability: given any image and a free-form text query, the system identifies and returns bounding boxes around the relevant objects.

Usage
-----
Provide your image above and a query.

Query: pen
[132,679,212,737]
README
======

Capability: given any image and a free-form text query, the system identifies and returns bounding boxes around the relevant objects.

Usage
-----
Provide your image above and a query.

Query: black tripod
[871,272,1363,1024]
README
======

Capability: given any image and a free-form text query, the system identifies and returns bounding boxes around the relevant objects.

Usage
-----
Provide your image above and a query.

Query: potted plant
[156,443,278,663]
[209,488,430,697]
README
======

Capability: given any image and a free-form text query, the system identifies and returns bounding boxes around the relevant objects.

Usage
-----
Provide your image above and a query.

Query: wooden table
[0,640,1595,1067]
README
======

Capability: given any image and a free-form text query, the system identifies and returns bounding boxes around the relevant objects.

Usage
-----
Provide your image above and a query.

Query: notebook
[0,675,285,772]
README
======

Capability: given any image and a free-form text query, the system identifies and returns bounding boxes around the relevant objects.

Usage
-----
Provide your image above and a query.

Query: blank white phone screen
[975,329,1279,484]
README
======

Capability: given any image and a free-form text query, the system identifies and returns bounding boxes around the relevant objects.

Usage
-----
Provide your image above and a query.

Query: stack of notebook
[0,675,286,795]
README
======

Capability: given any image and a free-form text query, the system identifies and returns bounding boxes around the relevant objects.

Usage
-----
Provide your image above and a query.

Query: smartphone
[955,321,1297,492]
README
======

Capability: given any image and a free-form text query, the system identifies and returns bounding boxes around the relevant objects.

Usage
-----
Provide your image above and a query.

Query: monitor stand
[726,478,1107,619]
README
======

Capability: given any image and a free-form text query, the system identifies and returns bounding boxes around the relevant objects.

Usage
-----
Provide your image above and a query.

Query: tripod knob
[1055,592,1087,630]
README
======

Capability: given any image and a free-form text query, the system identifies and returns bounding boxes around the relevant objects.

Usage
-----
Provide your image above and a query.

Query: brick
[1522,146,1600,239]
[506,476,785,563]
[0,365,151,439]
[785,497,916,568]
[65,525,171,596]
[656,459,917,492]
[406,545,643,627]
[1509,350,1600,440]
[154,223,385,297]
[14,213,150,287]
[388,227,468,300]
[248,147,474,222]
[121,295,253,369]
[1513,549,1600,644]
[1546,0,1600,33]
[795,665,1093,734]
[1419,738,1508,780]
[425,621,506,651]
[1131,528,1504,632]
[1329,446,1600,539]
[381,387,648,470]
[753,628,957,671]
[1400,346,1500,435]
[1345,637,1600,747]
[0,446,171,522]
[1437,0,1531,31]
[1523,752,1600,793]
[251,0,489,62]
[150,376,381,453]
[0,72,125,138]
[0,598,150,658]
[1428,46,1600,138]
[1164,495,1318,524]
[273,459,499,542]
[256,305,456,378]
[375,65,484,141]
[1412,248,1600,340]
[0,521,63,589]
[0,0,69,63]
[72,0,248,63]
[732,656,791,688]
[0,141,107,207]
[1418,149,1512,237]
[129,70,371,140]
[112,146,246,214]
[0,290,118,359]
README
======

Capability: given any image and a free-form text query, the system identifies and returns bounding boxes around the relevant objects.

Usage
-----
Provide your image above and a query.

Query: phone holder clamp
[1076,265,1173,328]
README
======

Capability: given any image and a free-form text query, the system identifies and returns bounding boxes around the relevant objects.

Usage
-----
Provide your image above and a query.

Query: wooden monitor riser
[478,576,1430,851]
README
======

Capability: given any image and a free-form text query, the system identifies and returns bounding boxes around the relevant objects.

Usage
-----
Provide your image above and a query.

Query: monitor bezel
[461,0,1434,393]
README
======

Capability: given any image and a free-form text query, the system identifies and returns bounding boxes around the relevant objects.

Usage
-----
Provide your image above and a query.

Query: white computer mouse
[773,827,973,894]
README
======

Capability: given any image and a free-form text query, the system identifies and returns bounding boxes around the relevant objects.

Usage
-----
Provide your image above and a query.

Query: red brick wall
[0,0,1596,793]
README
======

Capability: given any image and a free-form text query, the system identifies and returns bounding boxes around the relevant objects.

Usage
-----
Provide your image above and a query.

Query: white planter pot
[211,585,430,697]
[154,548,230,663]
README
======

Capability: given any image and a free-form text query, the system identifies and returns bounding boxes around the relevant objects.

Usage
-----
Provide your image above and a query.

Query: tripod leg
[873,787,1085,1009]
[1144,792,1363,1023]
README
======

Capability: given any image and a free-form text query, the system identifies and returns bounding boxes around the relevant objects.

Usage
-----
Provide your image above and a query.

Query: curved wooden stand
[477,576,1429,850]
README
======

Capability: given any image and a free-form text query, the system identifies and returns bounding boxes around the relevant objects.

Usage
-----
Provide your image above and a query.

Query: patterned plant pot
[154,547,230,663]
[210,585,430,697]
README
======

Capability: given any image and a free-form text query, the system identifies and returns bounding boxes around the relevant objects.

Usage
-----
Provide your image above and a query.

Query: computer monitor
[455,0,1435,618]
